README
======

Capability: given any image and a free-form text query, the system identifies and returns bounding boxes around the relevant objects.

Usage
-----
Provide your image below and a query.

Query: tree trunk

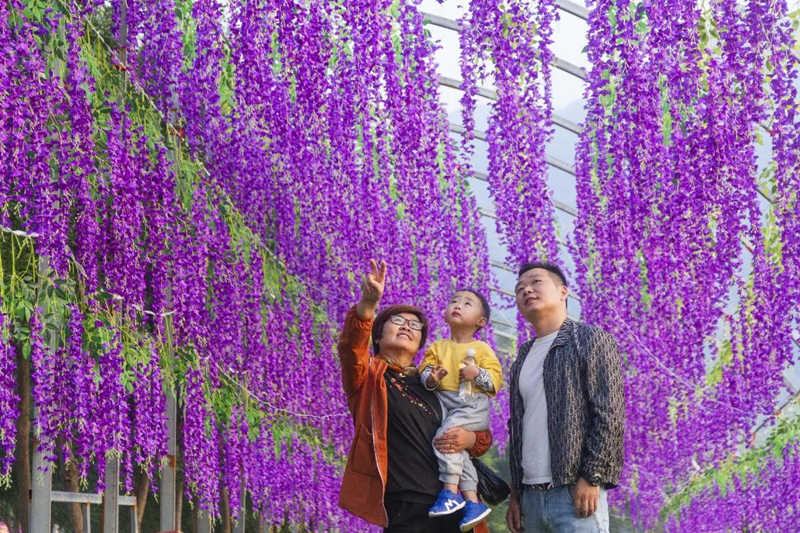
[13,345,30,533]
[135,470,150,529]
[221,486,232,533]
[64,458,84,533]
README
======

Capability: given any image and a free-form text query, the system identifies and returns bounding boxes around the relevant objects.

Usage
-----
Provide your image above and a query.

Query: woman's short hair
[372,304,429,354]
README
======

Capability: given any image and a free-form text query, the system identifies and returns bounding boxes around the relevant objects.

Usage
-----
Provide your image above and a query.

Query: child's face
[444,291,487,331]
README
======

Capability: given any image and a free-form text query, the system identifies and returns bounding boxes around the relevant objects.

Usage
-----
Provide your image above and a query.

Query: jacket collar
[528,317,574,348]
[516,317,574,363]
[372,354,418,377]
[551,318,574,348]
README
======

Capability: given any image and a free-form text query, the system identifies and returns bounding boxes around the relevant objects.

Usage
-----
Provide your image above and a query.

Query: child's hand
[460,363,479,382]
[426,365,448,388]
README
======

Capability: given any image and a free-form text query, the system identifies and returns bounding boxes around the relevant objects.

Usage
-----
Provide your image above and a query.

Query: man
[506,262,624,533]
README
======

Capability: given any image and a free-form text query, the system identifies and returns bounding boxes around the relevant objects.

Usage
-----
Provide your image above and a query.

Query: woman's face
[378,312,423,356]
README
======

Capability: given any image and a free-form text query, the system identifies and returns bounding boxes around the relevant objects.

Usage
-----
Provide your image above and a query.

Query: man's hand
[459,363,479,382]
[506,494,523,533]
[426,365,448,388]
[356,259,386,320]
[573,477,599,518]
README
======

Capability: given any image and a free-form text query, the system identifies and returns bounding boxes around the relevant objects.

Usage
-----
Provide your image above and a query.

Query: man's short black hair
[518,262,568,287]
[455,289,491,322]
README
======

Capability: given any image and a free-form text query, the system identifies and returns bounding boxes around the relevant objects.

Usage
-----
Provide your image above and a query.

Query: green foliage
[705,338,733,389]
[219,48,237,115]
[636,248,652,311]
[2,0,353,488]
[463,445,512,532]
[659,414,800,522]
[176,0,198,69]
[761,208,785,266]
[598,68,618,113]
[658,75,674,147]
[270,417,344,467]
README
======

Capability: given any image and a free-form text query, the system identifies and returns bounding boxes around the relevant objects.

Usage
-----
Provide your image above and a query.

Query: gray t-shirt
[519,330,558,484]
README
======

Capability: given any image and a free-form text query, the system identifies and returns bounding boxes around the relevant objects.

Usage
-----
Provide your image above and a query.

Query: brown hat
[372,304,429,355]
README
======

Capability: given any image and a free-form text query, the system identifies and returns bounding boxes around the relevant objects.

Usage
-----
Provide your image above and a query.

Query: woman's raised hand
[361,259,386,304]
[356,259,386,320]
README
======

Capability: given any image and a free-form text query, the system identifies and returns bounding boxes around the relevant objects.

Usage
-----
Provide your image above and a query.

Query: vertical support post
[160,391,177,529]
[30,259,52,533]
[83,503,92,533]
[233,483,246,533]
[130,503,139,533]
[108,6,126,533]
[160,311,177,530]
[119,0,128,66]
[197,510,212,533]
[29,433,52,533]
[103,454,120,533]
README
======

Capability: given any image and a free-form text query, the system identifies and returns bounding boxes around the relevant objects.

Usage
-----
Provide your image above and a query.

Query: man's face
[514,268,568,319]
[444,291,487,330]
[378,312,423,354]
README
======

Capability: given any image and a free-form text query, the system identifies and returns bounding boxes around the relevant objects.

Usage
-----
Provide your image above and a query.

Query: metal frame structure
[423,0,800,438]
[29,451,138,533]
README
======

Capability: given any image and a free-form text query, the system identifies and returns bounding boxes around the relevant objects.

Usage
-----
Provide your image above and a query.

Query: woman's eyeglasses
[389,315,423,331]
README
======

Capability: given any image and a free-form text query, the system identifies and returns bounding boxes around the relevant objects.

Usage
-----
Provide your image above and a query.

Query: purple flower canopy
[1,0,489,526]
[0,0,798,528]
[572,0,800,528]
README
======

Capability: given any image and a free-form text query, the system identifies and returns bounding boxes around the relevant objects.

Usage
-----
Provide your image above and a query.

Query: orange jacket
[337,306,492,530]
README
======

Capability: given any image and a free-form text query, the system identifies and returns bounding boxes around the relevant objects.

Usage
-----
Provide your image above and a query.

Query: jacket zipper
[372,362,388,525]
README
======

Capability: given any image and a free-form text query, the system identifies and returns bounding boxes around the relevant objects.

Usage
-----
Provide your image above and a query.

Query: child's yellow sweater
[418,339,503,395]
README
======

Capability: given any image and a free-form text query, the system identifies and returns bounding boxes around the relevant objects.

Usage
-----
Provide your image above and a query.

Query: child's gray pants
[434,390,490,492]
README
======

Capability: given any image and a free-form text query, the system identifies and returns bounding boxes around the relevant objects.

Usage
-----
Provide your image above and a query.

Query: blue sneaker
[459,501,491,531]
[428,489,465,517]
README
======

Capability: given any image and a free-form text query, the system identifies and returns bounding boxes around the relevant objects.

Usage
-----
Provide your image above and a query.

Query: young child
[419,289,502,532]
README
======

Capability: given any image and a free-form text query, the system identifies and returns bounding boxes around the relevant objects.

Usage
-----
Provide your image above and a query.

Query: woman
[337,259,492,532]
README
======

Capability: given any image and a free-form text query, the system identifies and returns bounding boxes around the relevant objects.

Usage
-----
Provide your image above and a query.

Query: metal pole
[107,5,126,533]
[119,0,128,66]
[197,510,212,533]
[30,260,52,532]
[160,310,178,530]
[160,390,178,529]
[83,503,92,533]
[233,483,246,533]
[29,433,52,533]
[103,453,120,533]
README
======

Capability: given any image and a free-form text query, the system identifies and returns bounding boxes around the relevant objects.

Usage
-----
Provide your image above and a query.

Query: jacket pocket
[348,423,376,475]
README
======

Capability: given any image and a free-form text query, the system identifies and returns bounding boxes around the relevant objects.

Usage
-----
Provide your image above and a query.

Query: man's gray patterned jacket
[507,318,625,495]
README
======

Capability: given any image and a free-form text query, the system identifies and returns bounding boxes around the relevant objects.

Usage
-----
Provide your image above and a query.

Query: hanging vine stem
[214,362,349,421]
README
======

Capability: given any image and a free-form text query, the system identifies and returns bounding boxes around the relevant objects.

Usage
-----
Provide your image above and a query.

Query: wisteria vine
[573,0,800,528]
[2,0,798,529]
[1,0,491,528]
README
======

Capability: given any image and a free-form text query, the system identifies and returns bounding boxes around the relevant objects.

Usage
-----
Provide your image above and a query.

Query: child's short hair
[455,289,491,324]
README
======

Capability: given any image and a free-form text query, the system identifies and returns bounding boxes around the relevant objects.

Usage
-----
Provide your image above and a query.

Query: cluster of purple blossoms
[1,0,797,528]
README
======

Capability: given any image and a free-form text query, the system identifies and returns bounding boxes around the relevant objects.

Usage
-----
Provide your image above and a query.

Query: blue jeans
[521,485,609,533]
